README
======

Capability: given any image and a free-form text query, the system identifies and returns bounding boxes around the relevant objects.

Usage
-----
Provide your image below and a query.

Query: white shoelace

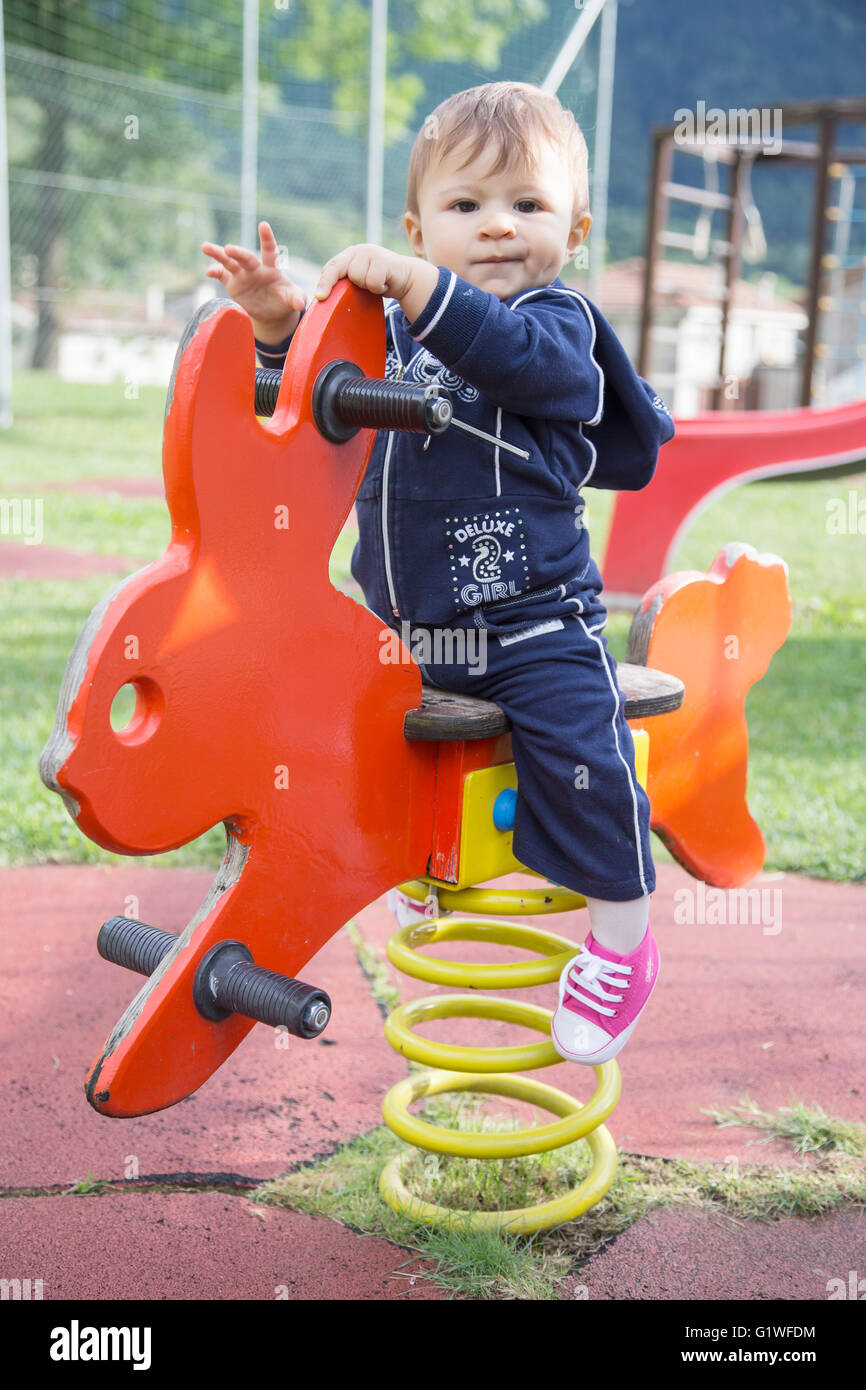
[564,946,633,1018]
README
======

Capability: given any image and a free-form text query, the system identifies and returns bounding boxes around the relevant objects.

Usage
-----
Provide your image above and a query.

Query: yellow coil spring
[378,878,621,1234]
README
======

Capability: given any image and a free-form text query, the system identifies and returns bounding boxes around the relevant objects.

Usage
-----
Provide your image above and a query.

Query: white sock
[585,894,651,956]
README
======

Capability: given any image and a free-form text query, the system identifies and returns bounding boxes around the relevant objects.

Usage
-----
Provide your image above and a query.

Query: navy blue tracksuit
[257,268,674,900]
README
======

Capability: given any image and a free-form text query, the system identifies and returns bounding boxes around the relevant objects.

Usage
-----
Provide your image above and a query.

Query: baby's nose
[481,210,517,236]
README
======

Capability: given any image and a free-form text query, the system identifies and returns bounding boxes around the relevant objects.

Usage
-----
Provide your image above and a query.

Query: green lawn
[1,369,863,879]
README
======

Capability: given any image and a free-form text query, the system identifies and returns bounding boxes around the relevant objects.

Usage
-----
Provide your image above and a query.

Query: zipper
[449,416,531,459]
[379,321,531,618]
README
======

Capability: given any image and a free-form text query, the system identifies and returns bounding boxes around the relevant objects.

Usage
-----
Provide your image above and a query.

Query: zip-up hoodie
[256,266,674,630]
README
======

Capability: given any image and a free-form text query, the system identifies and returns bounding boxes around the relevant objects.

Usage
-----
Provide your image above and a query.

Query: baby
[202,81,675,1066]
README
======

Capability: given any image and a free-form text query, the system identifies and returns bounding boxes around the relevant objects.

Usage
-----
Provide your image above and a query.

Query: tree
[6,0,547,366]
[269,0,547,144]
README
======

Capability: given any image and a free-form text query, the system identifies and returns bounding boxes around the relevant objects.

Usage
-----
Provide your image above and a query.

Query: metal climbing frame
[637,98,866,409]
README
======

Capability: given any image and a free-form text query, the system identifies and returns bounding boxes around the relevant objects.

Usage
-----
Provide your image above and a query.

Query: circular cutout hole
[110,683,137,732]
[109,678,164,743]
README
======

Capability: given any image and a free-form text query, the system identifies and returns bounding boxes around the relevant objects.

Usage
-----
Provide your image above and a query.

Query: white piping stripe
[412,270,457,342]
[576,614,648,896]
[578,422,597,487]
[494,406,502,496]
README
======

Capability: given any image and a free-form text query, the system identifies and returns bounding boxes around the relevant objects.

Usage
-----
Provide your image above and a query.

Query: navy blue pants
[403,602,655,902]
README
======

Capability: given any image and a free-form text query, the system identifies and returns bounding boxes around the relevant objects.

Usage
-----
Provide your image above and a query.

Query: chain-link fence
[5,0,601,382]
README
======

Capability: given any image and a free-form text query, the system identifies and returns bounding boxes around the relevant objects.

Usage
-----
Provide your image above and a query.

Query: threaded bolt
[97,916,177,976]
[254,368,283,417]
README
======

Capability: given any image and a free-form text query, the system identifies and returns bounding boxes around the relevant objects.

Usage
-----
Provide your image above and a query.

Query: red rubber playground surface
[0,860,863,1301]
[1,515,862,1301]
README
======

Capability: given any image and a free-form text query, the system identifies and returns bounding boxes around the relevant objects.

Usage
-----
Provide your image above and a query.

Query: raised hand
[202,220,306,345]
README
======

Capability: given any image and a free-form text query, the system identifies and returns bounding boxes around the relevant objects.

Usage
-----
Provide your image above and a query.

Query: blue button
[492,788,517,831]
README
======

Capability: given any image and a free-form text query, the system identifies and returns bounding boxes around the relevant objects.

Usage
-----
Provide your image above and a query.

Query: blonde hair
[406,81,590,223]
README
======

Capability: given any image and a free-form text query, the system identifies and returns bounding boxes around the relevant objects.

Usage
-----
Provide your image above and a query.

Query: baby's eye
[452,200,477,213]
[516,199,541,213]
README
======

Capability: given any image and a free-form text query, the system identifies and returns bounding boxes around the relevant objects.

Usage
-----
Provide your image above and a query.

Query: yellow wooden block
[456,762,521,889]
[445,729,650,890]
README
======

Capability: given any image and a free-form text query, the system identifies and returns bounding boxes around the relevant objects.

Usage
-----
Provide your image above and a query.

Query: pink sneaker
[386,888,428,930]
[550,927,659,1065]
[386,888,452,930]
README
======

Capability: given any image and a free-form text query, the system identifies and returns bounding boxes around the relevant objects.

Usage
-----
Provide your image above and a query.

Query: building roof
[570,257,805,316]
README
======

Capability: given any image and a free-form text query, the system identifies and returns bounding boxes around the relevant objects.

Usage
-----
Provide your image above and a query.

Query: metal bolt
[428,395,453,430]
[303,1000,331,1033]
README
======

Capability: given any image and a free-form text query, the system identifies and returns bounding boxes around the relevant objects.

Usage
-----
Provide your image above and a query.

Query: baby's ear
[404,209,425,257]
[569,214,592,256]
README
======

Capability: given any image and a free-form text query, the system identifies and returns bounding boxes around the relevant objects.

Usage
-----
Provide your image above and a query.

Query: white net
[5,0,602,379]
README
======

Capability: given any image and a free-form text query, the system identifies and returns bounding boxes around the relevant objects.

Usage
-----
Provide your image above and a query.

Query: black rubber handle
[98,916,177,976]
[97,916,331,1039]
[192,940,331,1039]
[254,360,452,440]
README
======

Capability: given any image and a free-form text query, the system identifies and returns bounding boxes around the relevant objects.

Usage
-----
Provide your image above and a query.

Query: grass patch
[409,1221,565,1300]
[253,1101,579,1299]
[0,492,172,561]
[703,1096,866,1158]
[65,1170,110,1196]
[398,1092,598,1217]
[344,919,402,1016]
[2,369,864,878]
[253,1095,866,1299]
[0,373,167,490]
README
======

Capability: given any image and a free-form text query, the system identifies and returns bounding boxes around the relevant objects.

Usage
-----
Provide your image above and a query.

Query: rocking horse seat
[404,663,685,742]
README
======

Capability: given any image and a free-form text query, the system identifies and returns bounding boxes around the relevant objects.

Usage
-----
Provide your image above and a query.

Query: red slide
[601,399,866,598]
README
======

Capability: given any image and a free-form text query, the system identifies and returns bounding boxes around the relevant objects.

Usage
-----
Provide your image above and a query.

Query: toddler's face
[405,138,590,299]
